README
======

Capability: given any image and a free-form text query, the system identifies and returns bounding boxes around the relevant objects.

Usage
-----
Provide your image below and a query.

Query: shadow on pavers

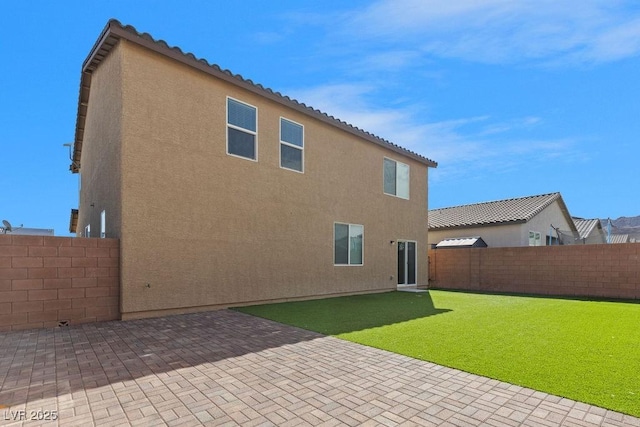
[0,309,321,407]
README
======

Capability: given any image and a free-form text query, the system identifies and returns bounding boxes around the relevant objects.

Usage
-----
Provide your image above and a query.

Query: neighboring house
[572,217,607,244]
[68,20,437,320]
[1,227,54,236]
[609,234,630,244]
[428,193,578,248]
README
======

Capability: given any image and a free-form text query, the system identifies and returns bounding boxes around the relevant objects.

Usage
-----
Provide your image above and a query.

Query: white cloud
[586,17,640,61]
[288,83,586,179]
[343,0,640,64]
[253,31,286,45]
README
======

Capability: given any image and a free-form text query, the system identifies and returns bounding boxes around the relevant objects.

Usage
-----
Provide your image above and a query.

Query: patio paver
[0,310,639,426]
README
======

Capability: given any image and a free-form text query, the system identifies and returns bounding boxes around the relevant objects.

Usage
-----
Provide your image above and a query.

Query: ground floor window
[334,223,363,265]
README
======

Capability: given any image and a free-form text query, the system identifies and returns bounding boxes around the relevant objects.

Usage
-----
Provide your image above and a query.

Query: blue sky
[2,1,639,235]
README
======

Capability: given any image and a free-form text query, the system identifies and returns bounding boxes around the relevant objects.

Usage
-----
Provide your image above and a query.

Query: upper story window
[227,97,257,161]
[383,158,410,199]
[280,118,304,172]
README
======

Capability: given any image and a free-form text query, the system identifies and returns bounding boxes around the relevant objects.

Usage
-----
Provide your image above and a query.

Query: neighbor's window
[529,231,542,246]
[280,118,304,172]
[334,223,364,265]
[84,224,90,238]
[383,158,410,199]
[227,97,257,160]
[100,210,106,238]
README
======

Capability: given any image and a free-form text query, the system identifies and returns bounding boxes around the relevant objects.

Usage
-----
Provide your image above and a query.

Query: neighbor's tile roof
[572,217,601,240]
[71,19,437,172]
[609,234,629,244]
[429,192,563,229]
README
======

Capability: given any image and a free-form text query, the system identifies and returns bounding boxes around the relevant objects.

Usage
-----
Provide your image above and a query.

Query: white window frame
[333,222,364,266]
[84,224,90,238]
[100,210,106,238]
[279,117,304,173]
[529,231,542,246]
[383,157,410,200]
[226,96,258,162]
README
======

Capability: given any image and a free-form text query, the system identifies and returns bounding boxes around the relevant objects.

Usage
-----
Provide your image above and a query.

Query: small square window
[529,231,542,246]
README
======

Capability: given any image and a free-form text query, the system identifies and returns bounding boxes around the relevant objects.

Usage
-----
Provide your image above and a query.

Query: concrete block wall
[428,243,640,300]
[0,235,119,331]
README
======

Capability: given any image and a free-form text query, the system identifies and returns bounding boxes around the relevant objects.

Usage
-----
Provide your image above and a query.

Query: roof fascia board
[553,196,579,234]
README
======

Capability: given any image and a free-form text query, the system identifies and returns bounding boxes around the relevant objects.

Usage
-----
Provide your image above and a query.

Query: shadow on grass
[234,291,451,335]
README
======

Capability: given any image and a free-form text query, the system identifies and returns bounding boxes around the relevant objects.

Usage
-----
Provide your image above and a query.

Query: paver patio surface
[1,310,639,426]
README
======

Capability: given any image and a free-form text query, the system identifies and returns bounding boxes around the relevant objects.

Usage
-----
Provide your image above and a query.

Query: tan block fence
[0,235,119,331]
[428,243,640,300]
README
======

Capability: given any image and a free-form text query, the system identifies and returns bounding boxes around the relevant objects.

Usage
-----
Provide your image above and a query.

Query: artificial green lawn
[235,290,640,417]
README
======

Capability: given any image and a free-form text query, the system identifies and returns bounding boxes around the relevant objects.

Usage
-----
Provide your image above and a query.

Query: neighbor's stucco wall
[110,40,430,318]
[524,200,574,245]
[586,227,607,245]
[429,223,522,248]
[77,43,123,241]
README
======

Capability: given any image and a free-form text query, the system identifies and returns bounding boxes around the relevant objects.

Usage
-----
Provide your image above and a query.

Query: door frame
[397,239,417,286]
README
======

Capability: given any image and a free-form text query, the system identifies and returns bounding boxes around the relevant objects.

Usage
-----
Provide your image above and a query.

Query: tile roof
[609,234,630,244]
[429,192,566,229]
[572,217,601,240]
[71,19,437,172]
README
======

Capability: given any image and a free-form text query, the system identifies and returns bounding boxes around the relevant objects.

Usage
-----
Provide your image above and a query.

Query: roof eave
[69,208,79,233]
[553,194,579,234]
[70,19,437,173]
[429,219,527,231]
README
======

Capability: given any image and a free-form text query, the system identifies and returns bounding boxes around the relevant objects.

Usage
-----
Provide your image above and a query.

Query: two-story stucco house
[68,20,437,320]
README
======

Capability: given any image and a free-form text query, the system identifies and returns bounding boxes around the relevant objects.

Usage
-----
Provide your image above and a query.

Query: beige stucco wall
[583,227,607,244]
[429,200,574,247]
[78,45,123,242]
[524,201,575,245]
[80,40,431,319]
